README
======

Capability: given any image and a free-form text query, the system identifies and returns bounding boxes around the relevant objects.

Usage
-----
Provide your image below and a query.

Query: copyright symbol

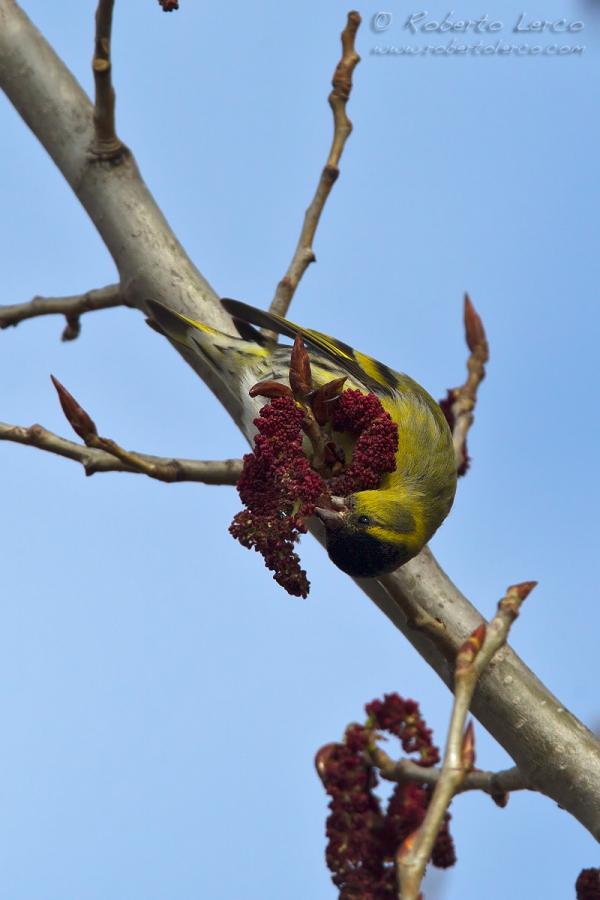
[371,11,393,32]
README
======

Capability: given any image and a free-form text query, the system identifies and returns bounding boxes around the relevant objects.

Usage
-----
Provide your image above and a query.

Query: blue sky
[1,1,599,898]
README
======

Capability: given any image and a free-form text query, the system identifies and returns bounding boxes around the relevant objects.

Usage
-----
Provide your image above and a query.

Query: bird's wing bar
[221,298,395,395]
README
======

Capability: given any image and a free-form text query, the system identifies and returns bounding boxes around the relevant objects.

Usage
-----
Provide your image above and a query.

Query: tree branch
[91,0,122,159]
[447,293,489,474]
[364,553,600,842]
[371,750,530,800]
[0,420,242,484]
[397,582,536,899]
[0,283,125,340]
[267,10,361,330]
[2,0,600,843]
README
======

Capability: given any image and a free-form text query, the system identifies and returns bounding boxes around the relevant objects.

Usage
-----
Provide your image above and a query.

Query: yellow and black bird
[148,298,457,578]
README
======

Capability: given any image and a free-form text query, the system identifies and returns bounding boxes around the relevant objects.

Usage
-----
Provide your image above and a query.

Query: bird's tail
[148,297,228,354]
[146,299,271,390]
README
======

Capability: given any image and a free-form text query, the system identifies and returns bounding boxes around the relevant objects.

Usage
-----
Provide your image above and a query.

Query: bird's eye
[357,515,371,527]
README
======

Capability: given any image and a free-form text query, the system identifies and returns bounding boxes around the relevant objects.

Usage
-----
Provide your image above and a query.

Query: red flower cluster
[386,781,454,867]
[365,694,439,767]
[577,869,600,900]
[316,693,456,898]
[230,358,399,596]
[158,0,179,10]
[316,739,392,898]
[330,390,398,495]
[229,397,324,597]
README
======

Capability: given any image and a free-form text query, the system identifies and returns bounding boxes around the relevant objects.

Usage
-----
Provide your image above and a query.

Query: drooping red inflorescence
[229,397,326,597]
[431,815,456,868]
[158,0,179,10]
[231,382,399,597]
[316,693,456,898]
[577,869,600,900]
[316,738,396,898]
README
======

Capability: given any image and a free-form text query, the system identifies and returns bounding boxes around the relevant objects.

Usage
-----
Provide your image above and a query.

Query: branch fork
[396,581,537,900]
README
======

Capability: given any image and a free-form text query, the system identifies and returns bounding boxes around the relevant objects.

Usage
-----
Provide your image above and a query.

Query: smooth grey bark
[1,0,599,841]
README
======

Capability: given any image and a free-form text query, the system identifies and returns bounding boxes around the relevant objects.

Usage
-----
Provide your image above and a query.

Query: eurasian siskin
[148,298,457,581]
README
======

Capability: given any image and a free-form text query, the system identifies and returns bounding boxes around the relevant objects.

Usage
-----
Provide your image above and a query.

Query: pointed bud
[461,721,476,771]
[289,335,313,398]
[310,377,347,425]
[499,580,537,619]
[456,622,486,675]
[314,743,338,783]
[248,379,294,400]
[464,293,489,360]
[50,375,98,442]
[507,580,538,601]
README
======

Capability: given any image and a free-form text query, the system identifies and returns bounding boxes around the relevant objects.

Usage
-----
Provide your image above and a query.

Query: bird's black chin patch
[325,529,410,578]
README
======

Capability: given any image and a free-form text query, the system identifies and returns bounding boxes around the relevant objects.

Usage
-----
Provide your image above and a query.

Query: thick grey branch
[1,0,599,841]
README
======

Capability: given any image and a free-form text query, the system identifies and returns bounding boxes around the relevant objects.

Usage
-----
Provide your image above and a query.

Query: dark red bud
[508,580,538,601]
[289,335,313,398]
[315,743,339,782]
[248,380,294,400]
[464,293,489,360]
[310,377,347,424]
[50,375,98,442]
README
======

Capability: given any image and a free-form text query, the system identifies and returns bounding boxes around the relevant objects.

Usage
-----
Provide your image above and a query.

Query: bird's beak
[314,499,349,532]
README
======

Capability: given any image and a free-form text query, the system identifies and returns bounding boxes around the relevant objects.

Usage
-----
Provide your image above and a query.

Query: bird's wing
[221,298,398,397]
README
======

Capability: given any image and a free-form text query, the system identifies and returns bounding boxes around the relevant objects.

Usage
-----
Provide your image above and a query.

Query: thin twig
[449,293,489,474]
[0,284,125,340]
[0,421,242,484]
[91,0,122,159]
[50,374,241,485]
[397,580,537,900]
[266,11,361,333]
[371,749,531,800]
